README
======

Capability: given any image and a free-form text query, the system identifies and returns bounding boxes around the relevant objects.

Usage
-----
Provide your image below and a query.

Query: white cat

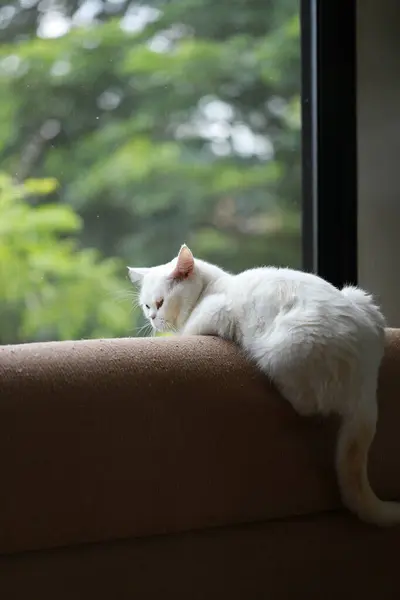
[128,244,400,526]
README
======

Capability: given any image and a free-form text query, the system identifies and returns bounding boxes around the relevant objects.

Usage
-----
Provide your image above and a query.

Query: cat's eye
[145,304,150,309]
[156,298,164,310]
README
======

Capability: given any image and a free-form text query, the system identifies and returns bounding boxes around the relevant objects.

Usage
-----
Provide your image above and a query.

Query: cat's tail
[336,413,400,526]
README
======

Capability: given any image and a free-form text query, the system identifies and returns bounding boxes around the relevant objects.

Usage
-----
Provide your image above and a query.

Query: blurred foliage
[0,173,131,344]
[0,0,301,343]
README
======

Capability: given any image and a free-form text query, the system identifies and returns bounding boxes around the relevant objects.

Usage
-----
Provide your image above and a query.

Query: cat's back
[231,266,340,303]
[228,266,350,332]
[228,267,364,346]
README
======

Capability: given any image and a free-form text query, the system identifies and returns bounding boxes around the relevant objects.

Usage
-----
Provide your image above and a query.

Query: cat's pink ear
[171,244,194,279]
[127,267,149,284]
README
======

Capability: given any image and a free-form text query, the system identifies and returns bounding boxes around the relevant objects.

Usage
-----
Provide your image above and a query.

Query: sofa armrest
[1,332,400,554]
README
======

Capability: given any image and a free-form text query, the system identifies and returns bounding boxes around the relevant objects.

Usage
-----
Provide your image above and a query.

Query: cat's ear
[171,244,194,279]
[127,267,149,284]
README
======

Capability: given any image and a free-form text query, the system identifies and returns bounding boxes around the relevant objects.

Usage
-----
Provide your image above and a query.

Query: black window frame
[301,0,358,288]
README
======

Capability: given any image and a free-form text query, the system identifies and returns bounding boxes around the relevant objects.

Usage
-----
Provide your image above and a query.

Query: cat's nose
[149,311,156,320]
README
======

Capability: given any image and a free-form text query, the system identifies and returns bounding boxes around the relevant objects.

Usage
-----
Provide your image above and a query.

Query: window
[0,0,302,344]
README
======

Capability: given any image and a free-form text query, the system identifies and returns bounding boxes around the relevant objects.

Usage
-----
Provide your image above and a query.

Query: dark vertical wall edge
[300,0,314,273]
[300,0,358,288]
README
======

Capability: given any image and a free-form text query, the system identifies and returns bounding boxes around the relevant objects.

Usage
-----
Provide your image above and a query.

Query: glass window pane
[0,0,301,343]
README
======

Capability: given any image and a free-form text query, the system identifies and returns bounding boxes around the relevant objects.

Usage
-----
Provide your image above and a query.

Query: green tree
[0,173,132,344]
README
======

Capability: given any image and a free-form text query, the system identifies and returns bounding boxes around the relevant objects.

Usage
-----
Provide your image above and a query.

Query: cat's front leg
[180,317,217,336]
[180,294,227,337]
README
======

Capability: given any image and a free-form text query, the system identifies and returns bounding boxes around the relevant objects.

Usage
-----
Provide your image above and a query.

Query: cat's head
[127,244,203,333]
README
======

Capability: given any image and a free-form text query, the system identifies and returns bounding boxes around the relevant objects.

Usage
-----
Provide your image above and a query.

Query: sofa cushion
[0,331,399,554]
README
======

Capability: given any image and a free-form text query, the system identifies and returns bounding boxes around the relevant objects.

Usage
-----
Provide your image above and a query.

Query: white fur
[128,245,400,526]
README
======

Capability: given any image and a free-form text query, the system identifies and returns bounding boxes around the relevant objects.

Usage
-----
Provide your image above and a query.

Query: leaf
[24,177,59,196]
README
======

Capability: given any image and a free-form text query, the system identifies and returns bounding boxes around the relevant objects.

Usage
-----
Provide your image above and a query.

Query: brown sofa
[0,331,400,599]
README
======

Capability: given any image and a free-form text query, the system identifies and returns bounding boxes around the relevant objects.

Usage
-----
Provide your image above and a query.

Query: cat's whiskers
[136,321,153,337]
[109,289,136,299]
[130,302,141,315]
[109,288,141,309]
[166,321,178,334]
